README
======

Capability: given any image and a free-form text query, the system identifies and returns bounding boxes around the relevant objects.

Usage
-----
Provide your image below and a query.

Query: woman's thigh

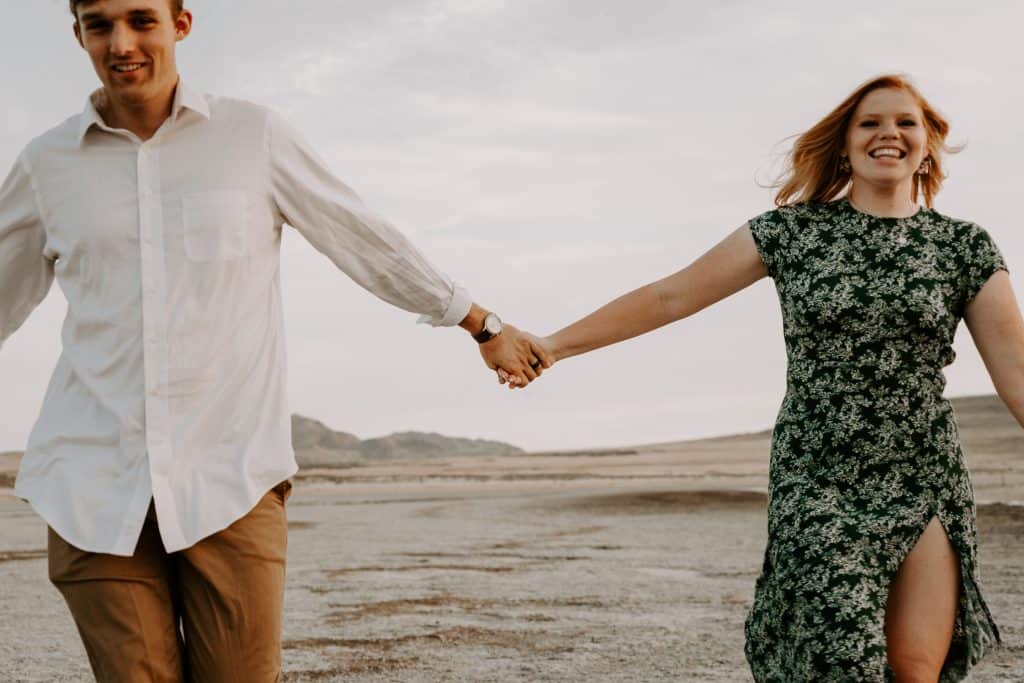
[884,516,960,680]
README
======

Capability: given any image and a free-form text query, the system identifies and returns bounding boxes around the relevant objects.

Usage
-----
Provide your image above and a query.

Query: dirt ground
[1,470,1021,682]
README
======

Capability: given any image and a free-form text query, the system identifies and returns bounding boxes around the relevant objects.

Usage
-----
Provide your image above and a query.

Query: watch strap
[473,313,501,344]
[474,329,497,343]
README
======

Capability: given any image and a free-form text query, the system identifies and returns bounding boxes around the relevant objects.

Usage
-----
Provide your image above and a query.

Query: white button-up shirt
[1,82,471,556]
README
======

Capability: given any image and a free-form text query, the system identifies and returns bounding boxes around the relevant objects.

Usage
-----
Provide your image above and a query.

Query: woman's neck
[847,182,919,218]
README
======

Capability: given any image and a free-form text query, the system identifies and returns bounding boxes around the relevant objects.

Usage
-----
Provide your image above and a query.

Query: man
[0,0,550,679]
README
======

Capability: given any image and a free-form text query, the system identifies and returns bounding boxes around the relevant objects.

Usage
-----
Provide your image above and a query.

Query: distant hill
[0,396,1017,477]
[291,415,524,468]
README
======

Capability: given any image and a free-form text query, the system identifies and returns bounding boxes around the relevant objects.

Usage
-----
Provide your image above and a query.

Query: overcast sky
[1,0,1021,452]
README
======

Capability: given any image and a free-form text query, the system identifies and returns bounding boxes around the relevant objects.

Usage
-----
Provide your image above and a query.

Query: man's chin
[102,83,150,106]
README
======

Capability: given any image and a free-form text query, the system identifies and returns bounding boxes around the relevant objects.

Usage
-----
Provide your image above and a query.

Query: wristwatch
[473,312,503,344]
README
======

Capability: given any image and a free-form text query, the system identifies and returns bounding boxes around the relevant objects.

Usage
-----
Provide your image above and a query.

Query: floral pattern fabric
[742,198,1006,682]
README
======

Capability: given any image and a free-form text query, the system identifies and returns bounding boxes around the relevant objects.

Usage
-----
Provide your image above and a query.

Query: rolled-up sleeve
[266,110,471,327]
[0,154,54,351]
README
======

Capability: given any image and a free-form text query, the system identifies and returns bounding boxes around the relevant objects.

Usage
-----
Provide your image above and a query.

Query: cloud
[0,0,1018,451]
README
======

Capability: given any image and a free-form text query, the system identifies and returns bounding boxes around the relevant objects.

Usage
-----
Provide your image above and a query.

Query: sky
[1,0,1022,452]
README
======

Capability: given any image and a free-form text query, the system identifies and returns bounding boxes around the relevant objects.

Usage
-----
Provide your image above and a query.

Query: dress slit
[880,505,999,682]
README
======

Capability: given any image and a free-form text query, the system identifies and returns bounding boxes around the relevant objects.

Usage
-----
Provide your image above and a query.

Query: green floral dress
[743,198,1006,682]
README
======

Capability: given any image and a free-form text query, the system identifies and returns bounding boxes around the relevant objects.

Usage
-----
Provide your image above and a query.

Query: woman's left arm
[964,270,1024,428]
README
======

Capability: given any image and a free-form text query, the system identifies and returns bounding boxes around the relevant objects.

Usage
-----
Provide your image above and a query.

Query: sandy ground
[1,433,1022,682]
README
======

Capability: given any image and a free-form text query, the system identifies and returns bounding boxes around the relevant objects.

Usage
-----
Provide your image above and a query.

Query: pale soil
[1,433,1022,682]
[1,396,1020,680]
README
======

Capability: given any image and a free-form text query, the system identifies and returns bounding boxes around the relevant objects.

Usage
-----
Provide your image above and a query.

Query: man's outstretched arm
[265,109,543,384]
[0,153,55,352]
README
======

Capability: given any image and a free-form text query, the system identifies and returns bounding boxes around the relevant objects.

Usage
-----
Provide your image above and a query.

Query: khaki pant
[47,480,292,683]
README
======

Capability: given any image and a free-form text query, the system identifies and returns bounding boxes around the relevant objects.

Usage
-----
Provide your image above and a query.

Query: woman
[513,75,1023,681]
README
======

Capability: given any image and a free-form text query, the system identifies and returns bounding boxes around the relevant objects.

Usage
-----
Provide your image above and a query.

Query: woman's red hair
[774,74,958,208]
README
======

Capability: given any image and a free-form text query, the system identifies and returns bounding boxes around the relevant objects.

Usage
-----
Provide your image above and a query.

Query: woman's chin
[854,172,915,190]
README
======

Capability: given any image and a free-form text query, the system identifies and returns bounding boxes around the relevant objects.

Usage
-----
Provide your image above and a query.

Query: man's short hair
[70,0,185,20]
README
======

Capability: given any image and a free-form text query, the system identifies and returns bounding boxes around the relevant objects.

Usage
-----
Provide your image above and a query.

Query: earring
[916,158,931,176]
[839,156,851,173]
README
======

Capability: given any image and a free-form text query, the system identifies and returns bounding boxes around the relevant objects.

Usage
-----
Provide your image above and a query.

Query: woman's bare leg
[884,516,960,683]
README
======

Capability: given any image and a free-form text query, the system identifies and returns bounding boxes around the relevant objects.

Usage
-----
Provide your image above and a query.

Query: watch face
[484,313,502,334]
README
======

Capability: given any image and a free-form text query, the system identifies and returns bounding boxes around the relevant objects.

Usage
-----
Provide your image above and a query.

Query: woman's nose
[877,121,899,139]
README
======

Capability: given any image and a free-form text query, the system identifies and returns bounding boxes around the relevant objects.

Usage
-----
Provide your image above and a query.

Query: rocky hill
[291,415,524,468]
[0,395,1017,477]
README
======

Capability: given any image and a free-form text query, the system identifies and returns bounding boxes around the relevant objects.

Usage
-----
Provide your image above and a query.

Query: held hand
[479,324,554,389]
[494,332,557,390]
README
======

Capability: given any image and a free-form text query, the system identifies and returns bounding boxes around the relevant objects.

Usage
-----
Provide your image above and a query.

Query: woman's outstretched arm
[964,271,1024,428]
[500,223,769,386]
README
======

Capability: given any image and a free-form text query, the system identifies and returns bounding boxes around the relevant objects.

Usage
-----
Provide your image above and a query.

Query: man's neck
[97,78,179,142]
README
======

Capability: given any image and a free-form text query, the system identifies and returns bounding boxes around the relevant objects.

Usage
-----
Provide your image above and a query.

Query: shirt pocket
[182,191,248,262]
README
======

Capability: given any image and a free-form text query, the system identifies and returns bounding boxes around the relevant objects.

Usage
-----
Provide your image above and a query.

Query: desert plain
[0,394,1021,682]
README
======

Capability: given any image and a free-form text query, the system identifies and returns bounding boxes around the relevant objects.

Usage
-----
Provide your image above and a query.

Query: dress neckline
[838,196,927,225]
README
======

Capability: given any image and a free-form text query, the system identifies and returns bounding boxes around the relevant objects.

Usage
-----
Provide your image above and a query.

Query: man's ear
[73,21,84,49]
[174,10,194,42]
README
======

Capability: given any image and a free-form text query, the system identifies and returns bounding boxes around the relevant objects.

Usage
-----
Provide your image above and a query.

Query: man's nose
[109,23,137,56]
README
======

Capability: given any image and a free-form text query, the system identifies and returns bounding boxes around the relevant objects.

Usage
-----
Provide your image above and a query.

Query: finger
[523,364,538,382]
[531,341,555,369]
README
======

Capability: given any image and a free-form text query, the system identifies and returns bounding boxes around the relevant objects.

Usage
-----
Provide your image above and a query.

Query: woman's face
[844,88,929,191]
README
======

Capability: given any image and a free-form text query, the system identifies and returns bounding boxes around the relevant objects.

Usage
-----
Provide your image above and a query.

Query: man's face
[74,0,192,108]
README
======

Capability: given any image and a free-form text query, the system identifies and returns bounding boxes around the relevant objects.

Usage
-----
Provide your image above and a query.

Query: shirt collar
[77,79,211,146]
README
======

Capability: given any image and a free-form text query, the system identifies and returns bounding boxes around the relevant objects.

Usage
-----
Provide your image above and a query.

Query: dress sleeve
[747,208,787,280]
[265,109,472,327]
[0,153,54,352]
[960,223,1008,305]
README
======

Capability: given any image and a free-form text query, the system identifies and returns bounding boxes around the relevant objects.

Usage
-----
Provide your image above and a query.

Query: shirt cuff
[416,283,472,327]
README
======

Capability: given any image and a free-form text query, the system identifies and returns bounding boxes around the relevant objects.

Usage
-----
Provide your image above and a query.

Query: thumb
[529,337,555,369]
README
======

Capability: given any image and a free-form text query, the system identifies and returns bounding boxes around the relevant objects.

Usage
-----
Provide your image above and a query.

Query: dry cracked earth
[1,481,1021,682]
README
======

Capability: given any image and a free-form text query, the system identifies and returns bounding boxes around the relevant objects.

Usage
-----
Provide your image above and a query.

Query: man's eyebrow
[79,8,159,22]
[78,10,108,23]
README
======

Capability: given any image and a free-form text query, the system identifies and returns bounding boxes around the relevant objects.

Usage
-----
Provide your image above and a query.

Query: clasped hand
[477,324,555,389]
